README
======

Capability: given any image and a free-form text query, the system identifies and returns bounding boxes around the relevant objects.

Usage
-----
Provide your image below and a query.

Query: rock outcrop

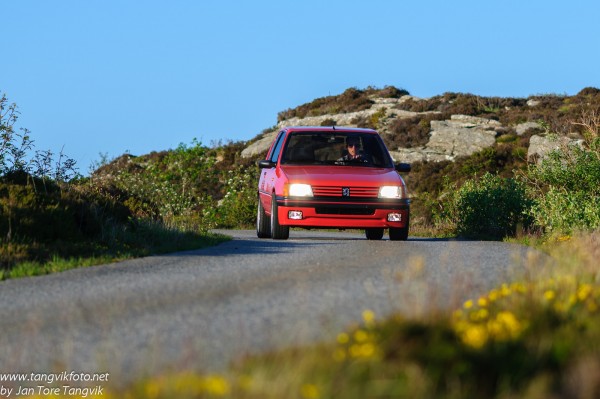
[242,97,506,163]
[389,115,501,163]
[241,96,431,158]
[527,134,584,162]
[240,92,586,164]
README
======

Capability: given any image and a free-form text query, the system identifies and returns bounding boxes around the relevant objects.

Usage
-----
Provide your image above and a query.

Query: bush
[202,165,258,229]
[442,173,533,240]
[526,137,600,234]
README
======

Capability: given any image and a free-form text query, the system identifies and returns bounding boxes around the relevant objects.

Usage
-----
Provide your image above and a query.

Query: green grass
[0,227,230,280]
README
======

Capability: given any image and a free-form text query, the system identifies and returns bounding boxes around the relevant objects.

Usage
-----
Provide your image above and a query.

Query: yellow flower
[509,282,526,294]
[495,311,523,339]
[362,309,376,326]
[301,384,320,399]
[544,290,556,301]
[578,284,593,301]
[202,375,230,396]
[336,332,349,345]
[463,299,474,309]
[462,325,488,349]
[349,343,376,358]
[354,329,369,343]
[488,289,499,302]
[469,308,489,322]
[478,297,489,307]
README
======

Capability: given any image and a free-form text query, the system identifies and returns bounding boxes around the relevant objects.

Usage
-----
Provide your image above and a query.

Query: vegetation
[0,94,230,279]
[277,86,409,121]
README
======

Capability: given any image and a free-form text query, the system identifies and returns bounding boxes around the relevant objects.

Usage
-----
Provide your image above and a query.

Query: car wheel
[270,193,289,240]
[389,215,409,241]
[365,228,384,240]
[256,197,271,238]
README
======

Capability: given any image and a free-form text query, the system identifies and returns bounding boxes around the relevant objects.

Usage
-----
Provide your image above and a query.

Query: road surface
[0,230,541,385]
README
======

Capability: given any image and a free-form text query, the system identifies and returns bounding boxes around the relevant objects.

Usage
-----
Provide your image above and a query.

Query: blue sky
[2,1,599,173]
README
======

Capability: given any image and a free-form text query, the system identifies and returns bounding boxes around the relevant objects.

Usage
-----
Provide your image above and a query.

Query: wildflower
[495,311,523,339]
[463,299,474,309]
[478,297,489,307]
[349,343,376,358]
[336,332,349,345]
[354,329,369,343]
[301,383,320,399]
[544,290,556,301]
[476,308,489,321]
[508,282,522,293]
[578,284,593,301]
[202,375,230,396]
[462,324,488,349]
[362,309,376,326]
[488,289,499,302]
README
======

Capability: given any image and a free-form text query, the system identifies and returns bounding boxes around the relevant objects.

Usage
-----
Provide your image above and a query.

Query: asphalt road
[0,230,540,385]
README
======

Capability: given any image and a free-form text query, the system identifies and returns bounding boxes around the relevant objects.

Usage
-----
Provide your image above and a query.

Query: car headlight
[379,186,403,198]
[288,183,314,197]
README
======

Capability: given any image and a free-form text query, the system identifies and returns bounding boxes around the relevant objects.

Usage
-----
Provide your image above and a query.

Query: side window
[269,131,286,163]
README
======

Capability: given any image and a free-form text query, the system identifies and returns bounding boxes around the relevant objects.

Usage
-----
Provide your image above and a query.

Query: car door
[259,130,286,212]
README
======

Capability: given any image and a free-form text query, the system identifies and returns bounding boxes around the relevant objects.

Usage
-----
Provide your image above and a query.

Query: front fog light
[387,213,402,222]
[289,210,303,220]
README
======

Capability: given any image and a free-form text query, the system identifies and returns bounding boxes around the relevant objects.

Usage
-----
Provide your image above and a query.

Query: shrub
[526,137,600,234]
[442,173,533,240]
[388,115,440,148]
[203,165,258,229]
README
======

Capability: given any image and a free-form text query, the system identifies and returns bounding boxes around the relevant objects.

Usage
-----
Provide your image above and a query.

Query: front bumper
[276,196,410,228]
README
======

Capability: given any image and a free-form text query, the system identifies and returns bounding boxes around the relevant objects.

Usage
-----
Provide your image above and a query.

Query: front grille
[315,207,375,215]
[312,186,379,198]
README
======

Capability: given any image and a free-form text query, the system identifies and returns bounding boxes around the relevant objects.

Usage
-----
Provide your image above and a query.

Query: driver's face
[347,143,357,156]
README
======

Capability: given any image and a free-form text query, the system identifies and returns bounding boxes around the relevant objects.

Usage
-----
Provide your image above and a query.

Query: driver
[337,137,367,162]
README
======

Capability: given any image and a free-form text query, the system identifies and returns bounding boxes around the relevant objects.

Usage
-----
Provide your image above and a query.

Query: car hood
[280,165,404,187]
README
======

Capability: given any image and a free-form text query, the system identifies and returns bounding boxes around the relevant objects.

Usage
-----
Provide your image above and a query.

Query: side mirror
[395,163,411,173]
[258,159,276,169]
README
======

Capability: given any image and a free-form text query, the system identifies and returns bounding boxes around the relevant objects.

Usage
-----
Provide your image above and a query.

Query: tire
[256,197,271,238]
[270,193,289,240]
[365,228,384,240]
[389,215,409,241]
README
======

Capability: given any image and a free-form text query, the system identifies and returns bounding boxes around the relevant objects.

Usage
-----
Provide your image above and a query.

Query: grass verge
[0,223,230,280]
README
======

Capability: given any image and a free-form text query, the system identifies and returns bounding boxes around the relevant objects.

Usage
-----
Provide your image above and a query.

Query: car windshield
[280,132,394,167]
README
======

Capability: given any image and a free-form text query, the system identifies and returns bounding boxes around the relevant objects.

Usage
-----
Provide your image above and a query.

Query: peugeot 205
[256,126,411,240]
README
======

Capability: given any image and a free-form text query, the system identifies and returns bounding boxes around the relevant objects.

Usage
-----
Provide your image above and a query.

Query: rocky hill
[241,86,598,164]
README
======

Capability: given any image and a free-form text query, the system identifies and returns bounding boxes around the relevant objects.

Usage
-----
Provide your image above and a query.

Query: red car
[256,126,411,240]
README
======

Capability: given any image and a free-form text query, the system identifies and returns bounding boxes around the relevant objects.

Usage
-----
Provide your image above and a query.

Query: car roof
[282,126,378,134]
